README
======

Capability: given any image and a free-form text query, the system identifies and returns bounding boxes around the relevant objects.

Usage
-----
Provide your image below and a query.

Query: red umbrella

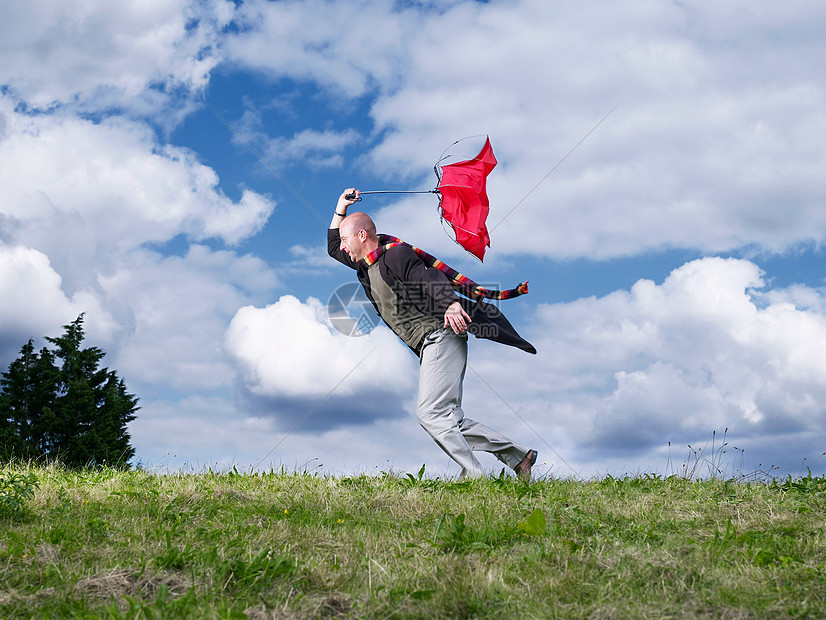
[348,136,498,261]
[435,136,496,261]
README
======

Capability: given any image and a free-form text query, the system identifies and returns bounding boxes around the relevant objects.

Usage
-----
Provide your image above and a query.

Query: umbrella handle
[345,190,438,201]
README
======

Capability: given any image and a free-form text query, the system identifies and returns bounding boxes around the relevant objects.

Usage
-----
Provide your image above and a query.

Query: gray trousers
[417,328,529,478]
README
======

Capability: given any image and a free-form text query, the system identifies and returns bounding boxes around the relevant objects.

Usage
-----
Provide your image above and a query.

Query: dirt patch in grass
[74,568,191,604]
[243,592,353,620]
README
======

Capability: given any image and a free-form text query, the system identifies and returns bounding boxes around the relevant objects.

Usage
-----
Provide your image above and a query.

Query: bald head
[338,211,379,261]
[340,211,377,239]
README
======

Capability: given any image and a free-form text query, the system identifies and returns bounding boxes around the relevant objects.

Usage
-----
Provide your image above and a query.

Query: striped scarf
[360,235,528,301]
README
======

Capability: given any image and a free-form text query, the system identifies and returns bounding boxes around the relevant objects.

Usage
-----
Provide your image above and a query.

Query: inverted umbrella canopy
[346,136,498,261]
[436,137,497,261]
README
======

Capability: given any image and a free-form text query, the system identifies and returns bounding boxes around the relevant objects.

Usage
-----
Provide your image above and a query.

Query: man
[328,188,538,479]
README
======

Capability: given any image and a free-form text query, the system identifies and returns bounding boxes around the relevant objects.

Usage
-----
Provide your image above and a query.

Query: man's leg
[417,328,485,477]
[456,417,531,471]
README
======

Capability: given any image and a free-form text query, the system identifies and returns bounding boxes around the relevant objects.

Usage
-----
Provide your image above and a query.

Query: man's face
[339,226,366,261]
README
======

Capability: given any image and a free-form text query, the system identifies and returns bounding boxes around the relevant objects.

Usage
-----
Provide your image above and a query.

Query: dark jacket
[328,228,536,354]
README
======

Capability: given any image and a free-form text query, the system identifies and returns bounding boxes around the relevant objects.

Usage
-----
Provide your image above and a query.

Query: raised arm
[328,188,361,268]
[330,187,359,229]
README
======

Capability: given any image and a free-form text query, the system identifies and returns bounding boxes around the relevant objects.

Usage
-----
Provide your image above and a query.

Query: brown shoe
[515,449,537,481]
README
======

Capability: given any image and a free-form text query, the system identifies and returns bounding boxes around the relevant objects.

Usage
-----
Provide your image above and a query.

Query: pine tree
[0,315,139,467]
[0,340,59,461]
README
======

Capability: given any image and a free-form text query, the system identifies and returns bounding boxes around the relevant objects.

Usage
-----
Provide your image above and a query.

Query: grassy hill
[1,463,824,618]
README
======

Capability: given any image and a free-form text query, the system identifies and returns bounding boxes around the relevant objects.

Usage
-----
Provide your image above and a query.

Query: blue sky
[1,0,825,478]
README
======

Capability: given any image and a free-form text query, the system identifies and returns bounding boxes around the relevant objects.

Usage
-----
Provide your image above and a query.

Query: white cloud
[130,393,467,478]
[0,105,275,293]
[0,0,233,111]
[225,295,415,400]
[226,0,826,259]
[0,244,117,353]
[99,245,278,394]
[2,0,825,479]
[233,108,361,168]
[265,128,360,169]
[468,257,826,473]
[129,394,252,471]
[131,257,826,478]
[225,0,414,98]
[0,97,279,406]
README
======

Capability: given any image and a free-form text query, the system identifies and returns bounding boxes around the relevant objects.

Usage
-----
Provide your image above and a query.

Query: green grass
[1,464,824,619]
